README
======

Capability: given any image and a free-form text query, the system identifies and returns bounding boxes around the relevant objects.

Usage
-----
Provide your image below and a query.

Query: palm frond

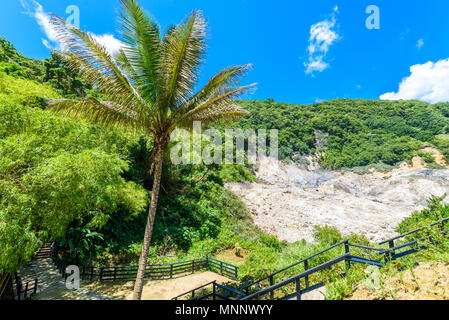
[179,104,249,127]
[176,64,253,114]
[49,15,155,126]
[118,0,163,103]
[162,10,207,110]
[46,98,143,131]
[174,84,255,129]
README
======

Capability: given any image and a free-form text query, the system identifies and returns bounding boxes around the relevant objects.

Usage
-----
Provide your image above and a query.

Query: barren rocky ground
[226,156,449,243]
[351,262,449,300]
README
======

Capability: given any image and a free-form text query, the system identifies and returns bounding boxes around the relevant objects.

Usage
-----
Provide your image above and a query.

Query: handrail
[171,281,216,300]
[347,243,385,252]
[215,283,246,297]
[391,229,448,251]
[176,218,449,301]
[379,217,449,245]
[241,253,350,300]
[207,257,238,270]
[241,239,349,291]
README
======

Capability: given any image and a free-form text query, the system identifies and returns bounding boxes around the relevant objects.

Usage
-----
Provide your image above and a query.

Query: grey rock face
[226,157,449,243]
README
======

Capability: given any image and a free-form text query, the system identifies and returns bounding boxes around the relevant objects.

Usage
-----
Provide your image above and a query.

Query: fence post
[33,278,38,295]
[269,276,274,300]
[192,260,195,274]
[114,267,117,281]
[304,260,309,288]
[170,264,173,279]
[344,240,351,271]
[386,240,395,262]
[99,268,103,282]
[24,282,28,300]
[16,274,22,301]
[213,281,216,300]
[295,278,301,301]
[220,261,223,275]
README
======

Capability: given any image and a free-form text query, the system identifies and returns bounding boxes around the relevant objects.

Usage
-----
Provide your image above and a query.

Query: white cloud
[20,0,60,49]
[380,58,449,103]
[305,6,341,74]
[90,33,124,58]
[416,38,424,50]
[20,0,123,57]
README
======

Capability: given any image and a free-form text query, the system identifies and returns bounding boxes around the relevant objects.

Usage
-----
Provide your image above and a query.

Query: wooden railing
[207,257,238,280]
[80,258,209,282]
[14,273,38,300]
[48,244,238,283]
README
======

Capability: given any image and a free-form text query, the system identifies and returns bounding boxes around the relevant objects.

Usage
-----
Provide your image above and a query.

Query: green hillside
[237,99,449,170]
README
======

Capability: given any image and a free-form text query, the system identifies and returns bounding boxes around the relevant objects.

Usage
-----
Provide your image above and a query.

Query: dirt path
[84,271,234,300]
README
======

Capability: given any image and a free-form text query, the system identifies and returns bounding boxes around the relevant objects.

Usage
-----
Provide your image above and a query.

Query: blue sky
[1,0,449,104]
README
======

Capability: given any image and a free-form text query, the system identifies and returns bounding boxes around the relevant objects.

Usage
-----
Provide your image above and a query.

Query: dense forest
[1,36,449,296]
[237,99,449,170]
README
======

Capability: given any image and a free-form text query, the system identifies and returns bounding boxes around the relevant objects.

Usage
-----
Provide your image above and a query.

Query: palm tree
[47,0,254,300]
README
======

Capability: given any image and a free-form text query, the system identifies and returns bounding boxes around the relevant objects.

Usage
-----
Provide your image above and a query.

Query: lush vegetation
[324,195,449,300]
[2,32,449,300]
[0,36,255,278]
[236,99,449,169]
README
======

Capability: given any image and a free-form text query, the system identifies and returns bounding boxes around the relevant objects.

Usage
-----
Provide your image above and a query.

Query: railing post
[24,282,29,300]
[33,278,38,295]
[304,260,309,288]
[386,240,395,262]
[212,281,216,300]
[99,267,103,282]
[192,289,195,299]
[15,273,22,301]
[170,264,173,278]
[192,260,195,274]
[344,240,351,271]
[114,267,117,281]
[220,261,223,275]
[295,278,301,301]
[269,276,274,300]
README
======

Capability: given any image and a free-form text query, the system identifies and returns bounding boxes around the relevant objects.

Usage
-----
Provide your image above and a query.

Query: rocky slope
[226,157,449,243]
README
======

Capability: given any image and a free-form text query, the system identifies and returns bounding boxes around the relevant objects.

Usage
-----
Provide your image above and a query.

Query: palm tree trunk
[132,144,164,300]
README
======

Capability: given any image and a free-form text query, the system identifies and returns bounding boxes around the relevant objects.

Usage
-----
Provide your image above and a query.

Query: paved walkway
[17,257,116,300]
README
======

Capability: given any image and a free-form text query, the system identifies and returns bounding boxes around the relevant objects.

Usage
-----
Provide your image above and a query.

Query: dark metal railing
[171,281,246,301]
[241,239,350,296]
[182,217,449,301]
[14,273,38,300]
[378,217,449,262]
[49,244,238,283]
